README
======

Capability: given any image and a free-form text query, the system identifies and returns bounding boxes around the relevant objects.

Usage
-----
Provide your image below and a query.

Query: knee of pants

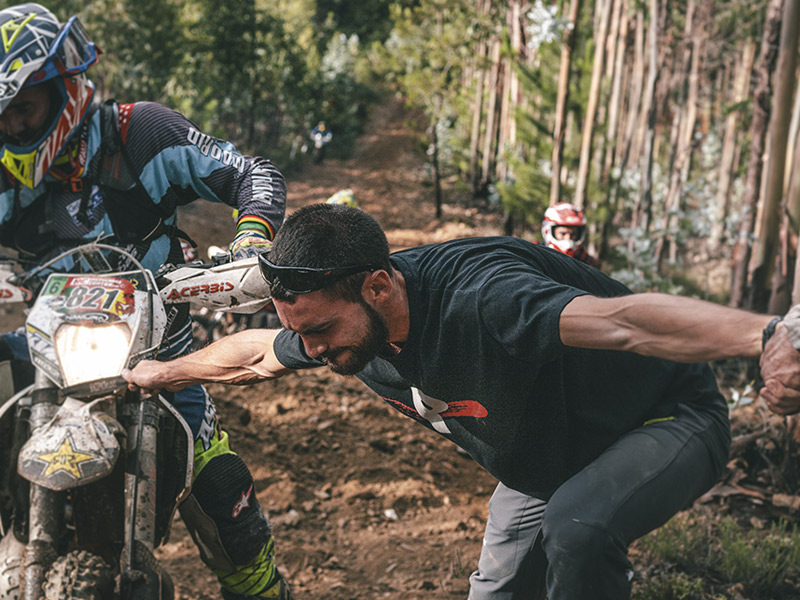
[541,510,620,572]
[181,450,271,569]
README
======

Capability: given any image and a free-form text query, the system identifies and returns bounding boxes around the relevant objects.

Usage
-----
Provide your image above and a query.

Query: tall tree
[755,0,800,312]
[730,0,785,308]
[633,0,661,237]
[574,0,614,209]
[709,39,756,250]
[550,0,583,206]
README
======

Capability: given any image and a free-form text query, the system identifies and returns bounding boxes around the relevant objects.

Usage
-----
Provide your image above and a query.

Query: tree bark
[469,7,488,192]
[603,1,628,183]
[710,40,756,250]
[574,0,614,209]
[481,37,502,188]
[749,0,800,312]
[498,1,523,183]
[633,0,660,237]
[550,0,583,206]
[655,0,703,269]
[729,0,784,308]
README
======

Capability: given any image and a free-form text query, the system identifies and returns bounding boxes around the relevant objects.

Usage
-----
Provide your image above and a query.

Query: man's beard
[321,300,389,376]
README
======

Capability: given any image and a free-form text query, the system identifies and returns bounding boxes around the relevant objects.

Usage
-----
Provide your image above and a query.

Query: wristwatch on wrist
[762,316,783,351]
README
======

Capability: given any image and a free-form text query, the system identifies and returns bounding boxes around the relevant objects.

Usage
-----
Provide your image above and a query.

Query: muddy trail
[167,97,502,599]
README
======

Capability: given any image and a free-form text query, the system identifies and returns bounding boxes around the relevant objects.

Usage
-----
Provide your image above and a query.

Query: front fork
[20,371,61,600]
[120,393,163,599]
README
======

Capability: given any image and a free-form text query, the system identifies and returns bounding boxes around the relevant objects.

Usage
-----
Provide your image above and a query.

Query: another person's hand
[760,318,800,415]
[229,230,272,260]
[121,360,181,396]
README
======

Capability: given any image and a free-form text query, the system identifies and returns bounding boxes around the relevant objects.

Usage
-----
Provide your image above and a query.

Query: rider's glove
[229,228,272,260]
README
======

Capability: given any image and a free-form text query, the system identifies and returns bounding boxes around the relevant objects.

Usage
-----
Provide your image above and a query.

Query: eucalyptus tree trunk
[603,0,628,183]
[498,1,522,183]
[624,9,646,169]
[655,0,702,269]
[468,2,489,192]
[757,0,800,313]
[710,40,756,250]
[574,0,614,209]
[729,0,784,308]
[550,0,583,206]
[615,8,644,196]
[481,37,502,188]
[789,130,800,303]
[633,0,660,238]
[599,2,630,260]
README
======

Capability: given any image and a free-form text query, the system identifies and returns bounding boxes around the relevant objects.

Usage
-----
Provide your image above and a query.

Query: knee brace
[180,431,284,598]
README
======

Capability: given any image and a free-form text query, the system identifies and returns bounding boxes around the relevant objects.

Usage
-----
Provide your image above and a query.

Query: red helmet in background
[541,202,587,257]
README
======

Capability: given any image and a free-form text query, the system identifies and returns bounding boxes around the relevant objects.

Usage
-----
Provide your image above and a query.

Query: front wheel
[42,550,113,600]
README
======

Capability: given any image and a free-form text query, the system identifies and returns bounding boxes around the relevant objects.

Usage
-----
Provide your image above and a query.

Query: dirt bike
[0,243,271,599]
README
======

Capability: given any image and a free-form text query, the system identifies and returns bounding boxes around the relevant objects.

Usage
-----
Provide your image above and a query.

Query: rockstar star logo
[36,436,96,479]
[232,484,253,518]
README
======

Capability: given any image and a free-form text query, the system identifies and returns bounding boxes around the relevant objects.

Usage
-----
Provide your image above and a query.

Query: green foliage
[373,0,483,189]
[633,573,706,600]
[636,513,800,599]
[57,0,186,102]
[498,42,561,227]
[717,519,800,591]
[47,0,379,165]
[314,0,415,45]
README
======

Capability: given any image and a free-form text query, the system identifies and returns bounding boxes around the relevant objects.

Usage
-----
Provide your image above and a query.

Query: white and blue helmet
[0,3,98,188]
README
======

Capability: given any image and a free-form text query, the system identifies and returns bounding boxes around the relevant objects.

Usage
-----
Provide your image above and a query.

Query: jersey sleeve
[120,102,286,238]
[477,266,588,364]
[273,329,325,369]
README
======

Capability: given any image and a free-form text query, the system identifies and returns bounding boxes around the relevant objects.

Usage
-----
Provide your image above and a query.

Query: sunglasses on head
[258,253,379,294]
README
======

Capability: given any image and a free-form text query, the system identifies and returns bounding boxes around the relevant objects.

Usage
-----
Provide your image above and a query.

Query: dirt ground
[165,96,504,599]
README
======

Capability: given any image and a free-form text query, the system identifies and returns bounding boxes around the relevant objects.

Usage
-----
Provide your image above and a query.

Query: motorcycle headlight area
[54,323,132,386]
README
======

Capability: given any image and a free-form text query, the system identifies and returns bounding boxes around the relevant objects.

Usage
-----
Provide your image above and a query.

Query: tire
[42,551,113,600]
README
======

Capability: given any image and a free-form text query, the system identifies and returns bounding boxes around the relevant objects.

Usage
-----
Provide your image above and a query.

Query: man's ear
[362,270,392,304]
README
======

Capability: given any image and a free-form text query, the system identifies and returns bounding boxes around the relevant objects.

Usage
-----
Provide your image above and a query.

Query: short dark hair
[269,203,392,302]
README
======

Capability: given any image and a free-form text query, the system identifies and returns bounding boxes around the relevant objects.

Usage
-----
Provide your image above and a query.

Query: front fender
[18,398,122,491]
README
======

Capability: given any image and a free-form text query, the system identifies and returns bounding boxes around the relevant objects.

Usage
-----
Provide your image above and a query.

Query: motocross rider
[541,202,600,269]
[0,4,289,599]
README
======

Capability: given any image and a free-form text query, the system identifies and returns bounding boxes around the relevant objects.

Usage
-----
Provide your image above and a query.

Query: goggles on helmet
[28,17,97,85]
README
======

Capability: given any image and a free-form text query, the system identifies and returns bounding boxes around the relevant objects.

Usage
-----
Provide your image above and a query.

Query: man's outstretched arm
[559,293,772,361]
[560,293,800,414]
[122,329,295,395]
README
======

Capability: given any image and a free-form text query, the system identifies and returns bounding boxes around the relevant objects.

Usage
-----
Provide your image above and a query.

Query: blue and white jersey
[0,101,286,273]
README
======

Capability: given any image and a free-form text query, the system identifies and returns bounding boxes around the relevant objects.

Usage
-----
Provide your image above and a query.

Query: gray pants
[468,400,730,600]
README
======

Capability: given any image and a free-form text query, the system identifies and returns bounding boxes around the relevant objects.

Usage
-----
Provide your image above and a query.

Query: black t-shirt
[274,237,723,499]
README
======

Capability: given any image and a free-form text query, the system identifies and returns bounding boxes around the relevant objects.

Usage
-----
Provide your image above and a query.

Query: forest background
[48,0,800,597]
[56,0,800,311]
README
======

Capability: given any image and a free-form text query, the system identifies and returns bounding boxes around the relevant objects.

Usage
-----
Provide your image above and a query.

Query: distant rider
[310,121,332,163]
[0,4,289,599]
